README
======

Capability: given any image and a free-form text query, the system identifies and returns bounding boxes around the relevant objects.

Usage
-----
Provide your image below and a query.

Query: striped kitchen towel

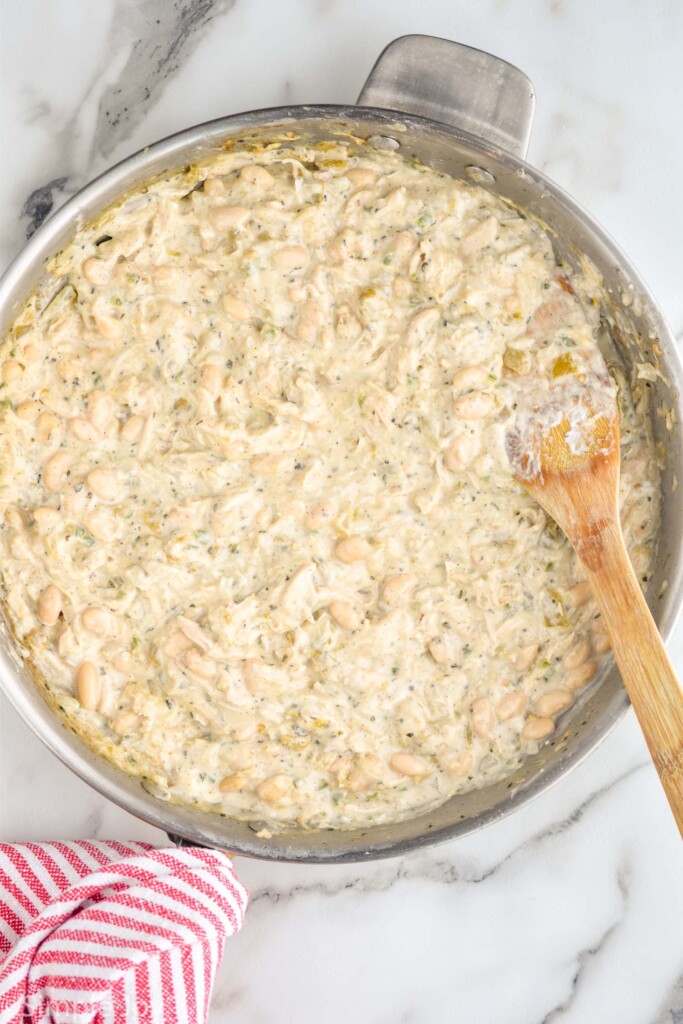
[0,840,248,1024]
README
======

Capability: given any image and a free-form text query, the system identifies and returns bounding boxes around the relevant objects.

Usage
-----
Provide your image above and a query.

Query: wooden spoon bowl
[514,409,683,835]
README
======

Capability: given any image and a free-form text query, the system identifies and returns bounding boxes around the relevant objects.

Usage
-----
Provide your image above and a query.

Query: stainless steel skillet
[1,36,681,862]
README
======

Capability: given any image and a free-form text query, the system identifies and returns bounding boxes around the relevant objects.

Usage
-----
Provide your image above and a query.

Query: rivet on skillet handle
[357,34,536,159]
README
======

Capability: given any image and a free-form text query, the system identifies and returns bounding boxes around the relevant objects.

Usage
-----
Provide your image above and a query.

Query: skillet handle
[167,831,210,850]
[357,35,535,159]
[167,832,237,858]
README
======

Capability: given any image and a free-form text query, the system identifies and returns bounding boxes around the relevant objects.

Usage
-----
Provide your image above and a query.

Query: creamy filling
[0,141,658,829]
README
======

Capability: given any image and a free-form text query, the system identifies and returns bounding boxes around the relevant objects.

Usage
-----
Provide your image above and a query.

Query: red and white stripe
[0,841,248,1024]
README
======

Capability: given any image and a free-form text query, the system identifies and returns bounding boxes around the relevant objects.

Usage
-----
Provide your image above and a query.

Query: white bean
[37,585,63,626]
[200,364,222,397]
[209,205,250,230]
[5,507,26,530]
[75,661,101,711]
[110,710,139,736]
[242,659,267,694]
[68,417,101,443]
[593,634,611,655]
[328,600,362,631]
[256,774,291,803]
[221,294,253,320]
[113,650,135,673]
[240,165,274,188]
[335,536,371,563]
[566,581,592,608]
[443,433,478,472]
[202,176,225,196]
[471,697,496,739]
[87,468,121,502]
[82,606,113,636]
[56,357,82,383]
[389,752,431,777]
[36,413,62,443]
[273,245,309,271]
[428,634,459,665]
[514,644,539,672]
[445,751,473,776]
[343,766,373,793]
[453,391,496,419]
[565,661,597,691]
[345,167,378,187]
[521,716,555,740]
[84,507,117,542]
[535,689,573,716]
[63,485,87,518]
[15,400,42,421]
[43,452,70,492]
[2,360,24,383]
[563,639,591,670]
[162,630,192,658]
[452,365,489,391]
[32,507,61,533]
[380,572,417,607]
[82,258,112,286]
[496,692,527,721]
[120,414,145,443]
[220,771,250,793]
[87,390,114,431]
[22,342,41,364]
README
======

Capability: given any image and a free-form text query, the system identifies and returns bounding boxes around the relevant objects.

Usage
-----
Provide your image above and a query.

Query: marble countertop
[1,2,681,1021]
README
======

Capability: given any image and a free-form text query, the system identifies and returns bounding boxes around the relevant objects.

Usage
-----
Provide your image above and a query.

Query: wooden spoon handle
[585,523,683,836]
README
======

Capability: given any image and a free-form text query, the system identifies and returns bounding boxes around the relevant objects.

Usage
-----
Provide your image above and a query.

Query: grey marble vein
[652,974,683,1024]
[21,177,69,240]
[537,870,628,1023]
[246,763,647,908]
[17,0,238,243]
[94,0,237,160]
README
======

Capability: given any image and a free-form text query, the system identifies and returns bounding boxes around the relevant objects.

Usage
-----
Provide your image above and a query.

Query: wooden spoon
[509,403,683,836]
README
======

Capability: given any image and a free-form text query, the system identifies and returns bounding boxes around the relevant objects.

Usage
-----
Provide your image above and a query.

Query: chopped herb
[71,525,95,547]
